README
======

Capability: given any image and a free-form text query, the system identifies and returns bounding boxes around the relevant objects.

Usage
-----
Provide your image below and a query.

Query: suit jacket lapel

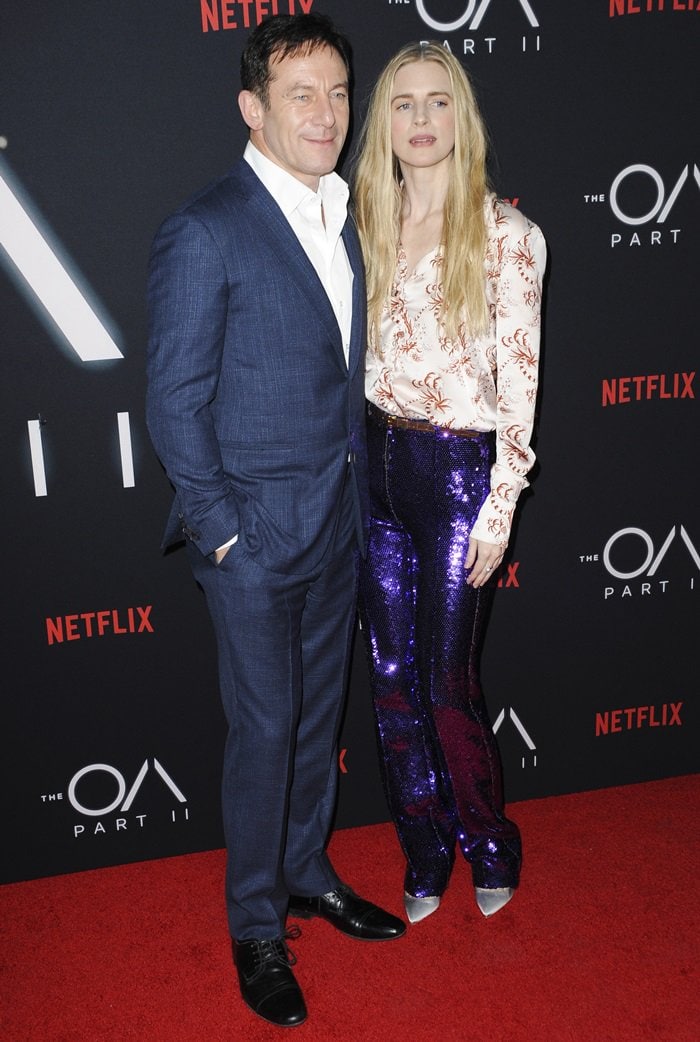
[233,163,346,355]
[342,216,366,379]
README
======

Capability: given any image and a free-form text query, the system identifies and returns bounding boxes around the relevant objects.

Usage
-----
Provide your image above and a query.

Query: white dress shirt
[244,141,353,362]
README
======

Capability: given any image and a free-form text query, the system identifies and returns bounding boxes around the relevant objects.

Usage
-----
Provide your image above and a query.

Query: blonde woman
[354,42,546,923]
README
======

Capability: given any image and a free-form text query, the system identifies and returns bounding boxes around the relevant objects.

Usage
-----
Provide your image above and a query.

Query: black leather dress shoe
[233,928,307,1027]
[288,884,406,941]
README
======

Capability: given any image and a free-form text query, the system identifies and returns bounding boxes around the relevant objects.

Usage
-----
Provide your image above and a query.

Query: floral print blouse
[365,195,546,547]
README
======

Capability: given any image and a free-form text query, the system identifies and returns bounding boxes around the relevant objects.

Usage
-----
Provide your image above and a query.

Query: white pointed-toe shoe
[404,892,441,924]
[475,887,514,918]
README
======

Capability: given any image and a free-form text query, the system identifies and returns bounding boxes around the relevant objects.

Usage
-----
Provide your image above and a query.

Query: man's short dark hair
[240,13,352,108]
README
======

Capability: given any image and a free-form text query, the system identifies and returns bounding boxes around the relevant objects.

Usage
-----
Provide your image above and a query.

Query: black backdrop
[2,1,698,884]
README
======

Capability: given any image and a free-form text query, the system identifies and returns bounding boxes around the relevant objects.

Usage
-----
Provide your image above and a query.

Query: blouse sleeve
[470,210,547,547]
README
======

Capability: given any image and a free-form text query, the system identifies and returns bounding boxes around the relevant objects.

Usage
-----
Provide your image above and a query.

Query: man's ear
[238,90,264,130]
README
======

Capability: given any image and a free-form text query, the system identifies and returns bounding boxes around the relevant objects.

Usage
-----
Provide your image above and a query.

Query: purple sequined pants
[359,406,521,898]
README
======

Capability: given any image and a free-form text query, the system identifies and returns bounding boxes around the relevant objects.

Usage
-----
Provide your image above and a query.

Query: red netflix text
[497,562,520,589]
[46,606,154,645]
[601,371,695,406]
[610,0,700,14]
[595,701,682,735]
[201,0,313,33]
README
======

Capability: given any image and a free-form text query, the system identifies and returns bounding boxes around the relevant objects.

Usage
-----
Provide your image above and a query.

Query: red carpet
[2,776,698,1041]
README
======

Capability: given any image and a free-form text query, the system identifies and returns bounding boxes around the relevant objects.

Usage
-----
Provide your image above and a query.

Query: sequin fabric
[359,407,521,898]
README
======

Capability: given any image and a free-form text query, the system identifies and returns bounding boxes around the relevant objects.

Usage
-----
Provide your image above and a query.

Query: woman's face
[390,60,456,173]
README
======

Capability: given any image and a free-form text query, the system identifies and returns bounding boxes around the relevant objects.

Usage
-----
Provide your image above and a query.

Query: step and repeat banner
[2,2,698,883]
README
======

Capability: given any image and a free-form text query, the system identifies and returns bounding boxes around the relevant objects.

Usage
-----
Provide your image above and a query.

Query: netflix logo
[602,371,695,406]
[595,701,683,735]
[610,0,700,15]
[497,561,520,589]
[200,0,313,33]
[46,606,154,645]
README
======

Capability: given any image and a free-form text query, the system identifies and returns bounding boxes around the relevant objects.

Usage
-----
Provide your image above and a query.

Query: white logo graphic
[415,0,539,32]
[580,524,700,599]
[609,163,700,226]
[26,410,135,497]
[67,758,187,817]
[41,758,190,837]
[492,706,537,768]
[603,525,700,580]
[0,161,123,362]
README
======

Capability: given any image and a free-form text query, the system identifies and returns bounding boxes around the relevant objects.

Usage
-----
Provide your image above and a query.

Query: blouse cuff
[471,467,528,547]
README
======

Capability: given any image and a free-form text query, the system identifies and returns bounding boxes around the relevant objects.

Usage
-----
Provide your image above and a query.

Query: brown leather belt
[366,400,483,439]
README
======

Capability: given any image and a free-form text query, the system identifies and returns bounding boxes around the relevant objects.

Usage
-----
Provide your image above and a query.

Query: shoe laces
[249,925,301,980]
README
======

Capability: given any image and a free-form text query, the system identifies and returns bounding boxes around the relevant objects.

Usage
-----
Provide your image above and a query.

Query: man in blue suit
[146,13,404,1029]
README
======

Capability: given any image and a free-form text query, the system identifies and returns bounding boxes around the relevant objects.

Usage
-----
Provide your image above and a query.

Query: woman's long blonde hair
[354,42,490,343]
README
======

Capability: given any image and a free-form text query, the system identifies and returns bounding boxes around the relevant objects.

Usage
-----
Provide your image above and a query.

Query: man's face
[239,45,349,190]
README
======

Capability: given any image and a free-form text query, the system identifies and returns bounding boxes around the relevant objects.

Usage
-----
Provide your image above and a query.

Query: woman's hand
[465,536,505,588]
